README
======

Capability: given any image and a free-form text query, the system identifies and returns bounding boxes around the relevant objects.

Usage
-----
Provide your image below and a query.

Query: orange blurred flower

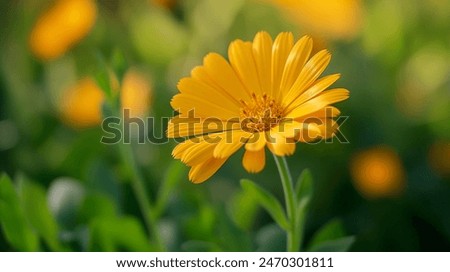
[121,69,153,119]
[60,78,104,128]
[428,142,450,177]
[267,0,363,40]
[29,0,97,60]
[350,146,406,199]
[60,69,152,128]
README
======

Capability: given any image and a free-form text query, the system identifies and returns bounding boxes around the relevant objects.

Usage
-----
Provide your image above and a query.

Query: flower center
[240,93,285,133]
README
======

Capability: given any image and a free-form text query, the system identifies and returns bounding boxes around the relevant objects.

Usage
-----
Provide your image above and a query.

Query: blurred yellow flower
[60,78,104,128]
[29,0,97,60]
[428,142,450,177]
[267,0,363,40]
[168,31,349,183]
[60,69,152,128]
[350,146,405,199]
[121,69,153,119]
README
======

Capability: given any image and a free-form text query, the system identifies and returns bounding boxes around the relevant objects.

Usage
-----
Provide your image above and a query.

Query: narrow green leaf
[240,179,289,230]
[308,236,355,252]
[88,216,152,251]
[94,53,113,98]
[18,176,63,251]
[308,219,346,249]
[295,169,313,203]
[228,190,260,231]
[0,174,39,251]
[111,48,128,82]
[155,160,186,218]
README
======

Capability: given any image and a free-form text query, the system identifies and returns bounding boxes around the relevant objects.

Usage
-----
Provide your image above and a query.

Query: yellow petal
[167,116,239,138]
[252,31,273,94]
[293,123,323,142]
[283,50,331,106]
[243,149,266,173]
[202,53,251,100]
[177,77,240,111]
[271,32,294,97]
[190,66,242,106]
[286,73,341,112]
[295,106,341,121]
[279,35,313,99]
[172,133,221,160]
[170,93,237,120]
[286,88,349,119]
[266,132,296,156]
[317,119,339,139]
[182,141,217,166]
[213,130,252,158]
[272,120,304,138]
[229,40,261,95]
[245,132,266,151]
[189,157,228,184]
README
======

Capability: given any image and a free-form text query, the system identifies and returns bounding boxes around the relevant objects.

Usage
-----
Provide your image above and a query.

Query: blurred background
[0,0,449,252]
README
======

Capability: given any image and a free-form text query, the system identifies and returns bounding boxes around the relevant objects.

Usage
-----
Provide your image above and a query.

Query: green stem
[118,142,164,251]
[273,155,299,252]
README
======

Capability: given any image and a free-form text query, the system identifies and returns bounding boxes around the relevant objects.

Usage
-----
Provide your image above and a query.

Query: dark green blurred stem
[109,102,163,251]
[118,142,164,251]
[273,155,300,252]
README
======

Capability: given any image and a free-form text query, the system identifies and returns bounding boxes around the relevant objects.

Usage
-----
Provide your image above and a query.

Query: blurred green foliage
[0,0,450,252]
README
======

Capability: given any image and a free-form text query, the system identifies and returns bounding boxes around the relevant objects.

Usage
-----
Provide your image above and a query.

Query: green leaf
[240,179,289,230]
[111,48,127,82]
[155,160,186,218]
[77,194,117,224]
[18,176,64,251]
[307,219,355,252]
[295,169,313,204]
[308,236,355,252]
[88,216,152,251]
[93,52,115,100]
[0,174,39,251]
[228,189,259,230]
[181,241,221,252]
[308,219,346,248]
[295,169,314,233]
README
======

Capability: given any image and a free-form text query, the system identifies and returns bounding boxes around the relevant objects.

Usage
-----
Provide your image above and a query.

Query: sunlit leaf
[240,179,289,230]
[0,174,39,251]
[295,169,313,204]
[228,189,259,231]
[308,219,346,249]
[155,160,186,218]
[88,216,152,251]
[18,175,64,251]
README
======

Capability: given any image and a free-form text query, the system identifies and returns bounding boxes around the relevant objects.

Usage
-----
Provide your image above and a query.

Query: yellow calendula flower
[121,69,153,119]
[268,0,363,40]
[60,77,104,128]
[29,0,97,60]
[60,69,152,128]
[350,146,406,199]
[168,31,349,183]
